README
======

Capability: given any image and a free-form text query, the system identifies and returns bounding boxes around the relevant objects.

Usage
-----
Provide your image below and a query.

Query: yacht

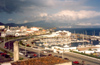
[95,42,100,47]
[63,45,69,47]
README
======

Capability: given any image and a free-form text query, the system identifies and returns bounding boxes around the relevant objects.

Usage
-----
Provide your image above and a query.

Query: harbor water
[56,28,100,47]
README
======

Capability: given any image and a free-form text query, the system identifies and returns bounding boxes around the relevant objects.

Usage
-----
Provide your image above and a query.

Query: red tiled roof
[11,56,69,65]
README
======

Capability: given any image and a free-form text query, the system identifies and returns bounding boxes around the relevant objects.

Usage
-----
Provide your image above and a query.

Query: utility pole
[23,40,27,55]
[3,36,5,47]
[38,47,40,57]
[25,43,27,55]
[94,30,95,36]
[62,49,64,59]
[3,32,6,48]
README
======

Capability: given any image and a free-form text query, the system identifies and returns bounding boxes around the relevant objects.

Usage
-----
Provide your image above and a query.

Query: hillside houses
[0,26,47,37]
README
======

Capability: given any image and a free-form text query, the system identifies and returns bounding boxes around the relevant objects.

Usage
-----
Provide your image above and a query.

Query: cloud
[0,0,94,14]
[17,10,100,24]
[77,23,100,26]
[24,20,28,23]
[54,10,100,20]
[40,13,48,17]
[38,10,100,22]
[77,23,92,26]
[8,18,13,21]
[1,0,100,26]
[0,0,55,13]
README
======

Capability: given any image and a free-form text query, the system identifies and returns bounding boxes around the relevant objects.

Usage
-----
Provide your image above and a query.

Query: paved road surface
[19,45,100,65]
[64,52,100,65]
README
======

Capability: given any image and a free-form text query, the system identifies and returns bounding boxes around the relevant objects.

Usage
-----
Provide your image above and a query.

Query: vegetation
[19,57,24,60]
[70,51,100,59]
[88,48,92,51]
[19,41,31,47]
[0,47,13,57]
[19,41,25,46]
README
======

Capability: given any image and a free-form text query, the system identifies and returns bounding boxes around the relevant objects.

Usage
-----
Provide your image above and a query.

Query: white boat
[63,45,69,47]
[95,43,100,47]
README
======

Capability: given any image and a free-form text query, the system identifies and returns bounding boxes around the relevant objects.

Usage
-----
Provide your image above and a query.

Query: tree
[88,48,92,51]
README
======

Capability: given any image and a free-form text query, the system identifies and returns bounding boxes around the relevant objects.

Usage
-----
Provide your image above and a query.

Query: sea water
[56,28,100,47]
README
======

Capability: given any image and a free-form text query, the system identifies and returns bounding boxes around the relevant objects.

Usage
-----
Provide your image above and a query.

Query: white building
[20,26,27,32]
[52,46,77,53]
[56,30,71,37]
[42,30,71,37]
[1,32,6,37]
[30,27,39,31]
[0,25,5,29]
[15,32,28,37]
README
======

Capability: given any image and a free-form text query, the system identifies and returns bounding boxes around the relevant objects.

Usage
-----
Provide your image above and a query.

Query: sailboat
[95,41,100,47]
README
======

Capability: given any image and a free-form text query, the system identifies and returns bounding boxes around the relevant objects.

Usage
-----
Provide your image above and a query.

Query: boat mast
[83,32,84,41]
[94,30,95,36]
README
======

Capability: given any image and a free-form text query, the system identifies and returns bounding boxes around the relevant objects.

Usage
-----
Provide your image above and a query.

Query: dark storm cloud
[0,0,26,13]
[0,0,54,13]
[0,0,37,13]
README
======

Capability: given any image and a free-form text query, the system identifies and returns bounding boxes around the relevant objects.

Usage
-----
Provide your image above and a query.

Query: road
[19,45,100,65]
[1,35,100,65]
[64,52,100,65]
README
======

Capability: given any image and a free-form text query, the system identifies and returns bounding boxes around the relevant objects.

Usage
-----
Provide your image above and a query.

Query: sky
[0,0,100,28]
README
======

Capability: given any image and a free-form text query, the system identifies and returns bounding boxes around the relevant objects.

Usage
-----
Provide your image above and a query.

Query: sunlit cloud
[0,0,100,28]
[8,18,13,21]
[77,23,100,26]
[39,10,100,21]
[40,13,48,17]
[24,20,28,23]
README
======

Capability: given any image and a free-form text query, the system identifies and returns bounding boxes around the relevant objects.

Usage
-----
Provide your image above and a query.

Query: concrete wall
[1,63,11,65]
[13,41,19,61]
[55,61,72,65]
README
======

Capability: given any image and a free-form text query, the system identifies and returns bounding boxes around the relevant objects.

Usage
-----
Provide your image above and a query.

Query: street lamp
[23,40,27,55]
[62,49,64,59]
[38,47,40,57]
[2,32,6,48]
[25,43,27,55]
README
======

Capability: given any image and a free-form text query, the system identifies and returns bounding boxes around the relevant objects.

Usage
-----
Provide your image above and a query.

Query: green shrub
[71,51,100,59]
[19,57,24,60]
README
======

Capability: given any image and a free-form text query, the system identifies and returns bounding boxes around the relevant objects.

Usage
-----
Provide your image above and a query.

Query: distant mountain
[1,21,100,28]
[5,23,19,27]
[4,21,57,28]
[0,22,4,25]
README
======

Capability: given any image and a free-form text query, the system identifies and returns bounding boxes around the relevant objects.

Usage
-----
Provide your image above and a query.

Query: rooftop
[11,56,70,65]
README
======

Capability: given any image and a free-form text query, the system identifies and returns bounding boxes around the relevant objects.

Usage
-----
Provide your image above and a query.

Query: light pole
[62,49,64,59]
[38,47,40,57]
[23,40,27,55]
[3,36,5,47]
[3,32,6,48]
[25,43,27,55]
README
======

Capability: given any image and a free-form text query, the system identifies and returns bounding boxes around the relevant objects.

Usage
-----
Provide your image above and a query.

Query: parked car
[5,55,10,58]
[27,55,33,58]
[43,51,47,53]
[59,56,62,58]
[19,52,24,55]
[73,61,79,64]
[48,54,52,56]
[33,47,38,49]
[25,54,28,57]
[0,53,6,56]
[33,53,37,57]
[0,52,3,54]
[64,58,69,60]
[54,55,58,57]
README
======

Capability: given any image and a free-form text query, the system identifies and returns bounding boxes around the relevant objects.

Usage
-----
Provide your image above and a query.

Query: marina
[21,30,99,58]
